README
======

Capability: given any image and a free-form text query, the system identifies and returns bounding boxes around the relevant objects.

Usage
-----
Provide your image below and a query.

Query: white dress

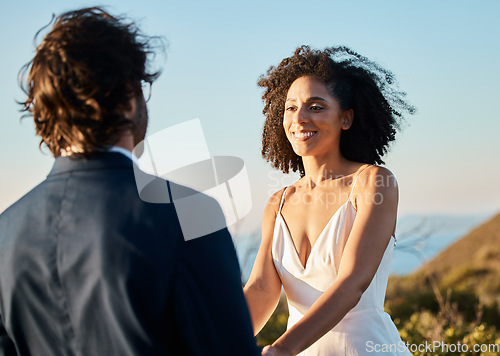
[272,167,411,356]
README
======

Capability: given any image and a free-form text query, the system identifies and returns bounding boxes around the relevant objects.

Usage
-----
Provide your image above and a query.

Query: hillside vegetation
[385,212,500,355]
[386,212,500,319]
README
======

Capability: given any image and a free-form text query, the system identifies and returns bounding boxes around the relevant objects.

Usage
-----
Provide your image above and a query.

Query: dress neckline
[275,164,374,270]
[277,199,355,270]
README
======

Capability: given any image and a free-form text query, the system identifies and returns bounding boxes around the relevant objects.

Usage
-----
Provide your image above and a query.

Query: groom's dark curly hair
[258,45,415,175]
[19,7,161,157]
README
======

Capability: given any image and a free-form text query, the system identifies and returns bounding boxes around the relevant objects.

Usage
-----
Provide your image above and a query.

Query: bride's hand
[261,345,292,356]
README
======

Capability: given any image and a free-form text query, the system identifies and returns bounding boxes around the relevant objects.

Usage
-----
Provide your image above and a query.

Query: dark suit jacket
[0,152,260,356]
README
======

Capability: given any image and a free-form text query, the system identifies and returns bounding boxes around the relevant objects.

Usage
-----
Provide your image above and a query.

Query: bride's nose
[292,106,310,124]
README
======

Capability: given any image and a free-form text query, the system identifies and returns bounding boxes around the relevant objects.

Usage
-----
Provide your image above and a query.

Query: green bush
[256,293,289,347]
[399,310,500,356]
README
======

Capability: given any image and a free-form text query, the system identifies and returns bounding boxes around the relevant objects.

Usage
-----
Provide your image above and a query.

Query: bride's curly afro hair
[258,45,415,175]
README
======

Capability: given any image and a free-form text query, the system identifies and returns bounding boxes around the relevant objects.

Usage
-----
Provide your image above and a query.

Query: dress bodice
[272,199,395,318]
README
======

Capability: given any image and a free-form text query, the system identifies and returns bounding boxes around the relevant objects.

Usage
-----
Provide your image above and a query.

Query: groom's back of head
[19,7,159,157]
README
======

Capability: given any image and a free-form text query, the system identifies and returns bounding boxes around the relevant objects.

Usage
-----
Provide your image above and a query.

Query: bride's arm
[244,190,284,335]
[267,167,398,355]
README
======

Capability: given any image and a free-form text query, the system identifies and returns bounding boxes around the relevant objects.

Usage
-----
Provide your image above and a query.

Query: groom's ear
[123,95,138,121]
[121,83,141,121]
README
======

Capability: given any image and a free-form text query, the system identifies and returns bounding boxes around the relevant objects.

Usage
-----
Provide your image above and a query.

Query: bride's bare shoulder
[264,187,287,218]
[351,165,398,208]
[359,165,397,187]
[263,182,300,224]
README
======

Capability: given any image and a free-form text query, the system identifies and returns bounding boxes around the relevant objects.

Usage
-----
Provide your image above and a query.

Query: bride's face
[283,76,353,158]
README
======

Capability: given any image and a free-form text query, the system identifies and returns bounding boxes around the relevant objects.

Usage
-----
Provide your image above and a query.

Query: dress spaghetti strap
[278,186,289,214]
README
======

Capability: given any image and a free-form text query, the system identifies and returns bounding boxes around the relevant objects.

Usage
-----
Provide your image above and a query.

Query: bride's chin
[293,150,312,158]
[290,143,317,157]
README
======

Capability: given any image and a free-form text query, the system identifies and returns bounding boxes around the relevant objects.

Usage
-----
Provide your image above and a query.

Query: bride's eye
[285,106,296,112]
[310,105,323,112]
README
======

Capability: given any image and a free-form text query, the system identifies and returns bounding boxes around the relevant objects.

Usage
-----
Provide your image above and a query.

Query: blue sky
[1,0,499,234]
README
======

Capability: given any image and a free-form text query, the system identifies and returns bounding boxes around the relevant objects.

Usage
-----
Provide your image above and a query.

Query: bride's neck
[301,154,353,187]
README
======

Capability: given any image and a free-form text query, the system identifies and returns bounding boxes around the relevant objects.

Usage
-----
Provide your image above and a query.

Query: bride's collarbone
[284,185,354,214]
[281,202,347,241]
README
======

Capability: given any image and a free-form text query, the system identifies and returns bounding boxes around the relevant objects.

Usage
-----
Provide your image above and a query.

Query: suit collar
[48,151,134,177]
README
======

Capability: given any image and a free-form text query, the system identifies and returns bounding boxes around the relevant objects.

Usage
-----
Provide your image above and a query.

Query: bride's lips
[292,131,317,141]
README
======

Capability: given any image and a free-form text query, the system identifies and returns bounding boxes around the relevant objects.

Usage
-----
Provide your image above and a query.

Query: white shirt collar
[107,146,139,166]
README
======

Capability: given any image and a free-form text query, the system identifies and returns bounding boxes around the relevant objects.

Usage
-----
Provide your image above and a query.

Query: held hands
[261,345,293,356]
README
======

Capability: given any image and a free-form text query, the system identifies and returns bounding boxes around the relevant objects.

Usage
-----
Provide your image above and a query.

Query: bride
[244,46,414,355]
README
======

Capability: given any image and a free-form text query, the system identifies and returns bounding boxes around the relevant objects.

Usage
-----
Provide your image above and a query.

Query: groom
[0,7,259,356]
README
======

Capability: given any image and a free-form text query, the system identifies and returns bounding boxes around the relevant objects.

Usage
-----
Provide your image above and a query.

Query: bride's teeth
[295,132,315,138]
